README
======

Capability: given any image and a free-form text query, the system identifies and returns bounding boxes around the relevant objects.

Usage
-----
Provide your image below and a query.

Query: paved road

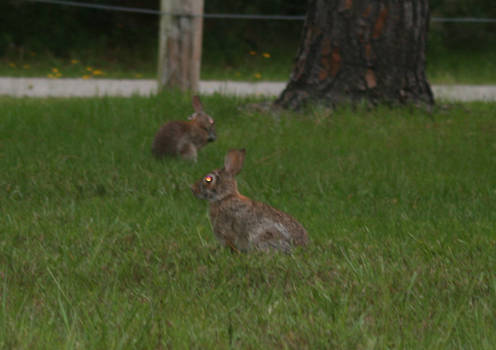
[1,77,496,101]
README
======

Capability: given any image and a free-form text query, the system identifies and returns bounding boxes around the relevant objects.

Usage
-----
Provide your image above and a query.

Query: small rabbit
[152,95,216,161]
[191,149,309,253]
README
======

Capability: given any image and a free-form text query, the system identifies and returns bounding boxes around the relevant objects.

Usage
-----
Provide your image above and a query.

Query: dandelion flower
[135,74,143,78]
[249,51,257,56]
[86,67,93,71]
[254,73,262,79]
[262,52,271,59]
[71,59,79,64]
[51,68,59,73]
[8,63,16,68]
[82,75,91,79]
[92,69,104,76]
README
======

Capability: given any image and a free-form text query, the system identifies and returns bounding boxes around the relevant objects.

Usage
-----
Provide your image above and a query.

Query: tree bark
[275,0,434,109]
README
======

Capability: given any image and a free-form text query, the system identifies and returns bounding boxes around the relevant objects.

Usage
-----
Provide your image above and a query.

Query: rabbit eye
[204,175,213,183]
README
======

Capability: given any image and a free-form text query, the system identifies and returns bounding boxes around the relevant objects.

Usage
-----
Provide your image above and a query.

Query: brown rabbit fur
[191,149,309,253]
[152,95,216,161]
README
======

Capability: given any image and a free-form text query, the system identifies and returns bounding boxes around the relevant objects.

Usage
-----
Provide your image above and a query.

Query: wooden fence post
[157,0,204,92]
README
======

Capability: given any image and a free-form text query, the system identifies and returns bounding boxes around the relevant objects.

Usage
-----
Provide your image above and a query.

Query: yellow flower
[254,73,262,79]
[92,69,104,76]
[82,75,91,79]
[262,52,271,59]
[52,68,59,73]
[86,67,93,71]
[249,51,257,56]
[135,73,143,78]
[55,72,62,78]
[47,73,55,79]
[23,64,31,69]
[71,59,79,64]
[8,63,16,68]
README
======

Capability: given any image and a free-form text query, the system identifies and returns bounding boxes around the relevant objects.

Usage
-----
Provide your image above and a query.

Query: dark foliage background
[1,0,495,67]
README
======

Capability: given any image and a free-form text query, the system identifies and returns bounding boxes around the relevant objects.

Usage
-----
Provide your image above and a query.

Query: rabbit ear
[192,95,203,113]
[224,149,246,176]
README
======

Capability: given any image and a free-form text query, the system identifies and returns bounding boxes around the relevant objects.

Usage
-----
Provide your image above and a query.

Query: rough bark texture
[275,0,434,109]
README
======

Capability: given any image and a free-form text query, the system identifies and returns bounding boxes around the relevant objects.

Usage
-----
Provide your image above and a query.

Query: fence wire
[26,0,496,23]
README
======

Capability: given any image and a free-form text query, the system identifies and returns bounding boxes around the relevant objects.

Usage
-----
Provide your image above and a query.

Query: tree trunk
[275,0,434,109]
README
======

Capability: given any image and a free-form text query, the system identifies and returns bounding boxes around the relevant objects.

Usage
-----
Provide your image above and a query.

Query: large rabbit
[152,95,216,161]
[191,149,309,253]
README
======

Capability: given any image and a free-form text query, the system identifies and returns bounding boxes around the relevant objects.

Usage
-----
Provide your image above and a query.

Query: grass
[1,42,496,84]
[426,47,496,85]
[1,94,496,348]
[0,48,156,80]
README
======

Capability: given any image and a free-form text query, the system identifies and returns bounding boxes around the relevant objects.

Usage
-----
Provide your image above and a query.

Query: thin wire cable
[432,17,496,23]
[26,0,306,19]
[28,0,161,15]
[26,0,496,23]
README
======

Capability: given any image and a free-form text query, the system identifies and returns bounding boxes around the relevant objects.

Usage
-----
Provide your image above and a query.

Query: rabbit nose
[190,184,198,195]
[191,184,203,199]
[208,130,216,142]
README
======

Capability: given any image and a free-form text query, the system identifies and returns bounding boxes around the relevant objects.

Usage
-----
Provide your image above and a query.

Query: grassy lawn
[0,48,156,80]
[1,95,495,348]
[1,45,496,85]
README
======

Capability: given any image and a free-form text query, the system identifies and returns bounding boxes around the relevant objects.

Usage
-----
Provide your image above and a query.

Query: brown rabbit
[151,95,216,161]
[191,149,309,253]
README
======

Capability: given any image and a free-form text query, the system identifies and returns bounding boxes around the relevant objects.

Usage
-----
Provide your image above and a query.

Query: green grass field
[1,44,496,85]
[1,95,495,348]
